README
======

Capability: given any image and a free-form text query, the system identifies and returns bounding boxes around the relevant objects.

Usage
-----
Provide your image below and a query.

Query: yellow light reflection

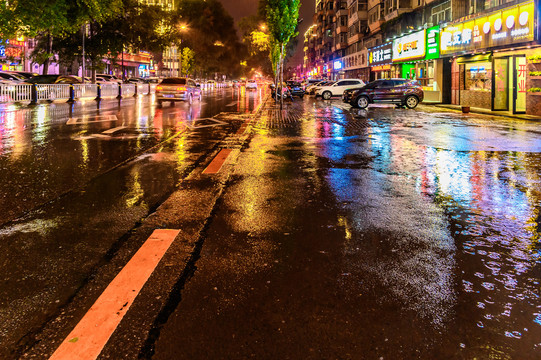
[80,137,89,169]
[125,170,146,208]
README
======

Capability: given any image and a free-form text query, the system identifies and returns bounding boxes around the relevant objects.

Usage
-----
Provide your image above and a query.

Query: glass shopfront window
[465,62,492,91]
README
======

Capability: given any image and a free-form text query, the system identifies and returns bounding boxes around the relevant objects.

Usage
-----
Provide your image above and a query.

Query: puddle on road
[271,101,541,357]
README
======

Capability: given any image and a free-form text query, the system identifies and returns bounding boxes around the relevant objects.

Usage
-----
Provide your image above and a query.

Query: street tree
[37,0,175,79]
[176,0,244,79]
[180,47,196,77]
[5,0,122,74]
[266,0,301,106]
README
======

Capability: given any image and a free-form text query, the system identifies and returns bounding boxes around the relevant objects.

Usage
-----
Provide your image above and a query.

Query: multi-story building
[140,0,176,77]
[304,0,541,115]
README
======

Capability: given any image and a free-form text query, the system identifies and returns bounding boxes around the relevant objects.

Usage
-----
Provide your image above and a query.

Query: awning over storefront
[456,53,492,64]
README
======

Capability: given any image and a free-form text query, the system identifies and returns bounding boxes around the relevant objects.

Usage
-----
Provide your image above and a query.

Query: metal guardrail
[0,80,228,105]
[136,84,149,95]
[99,83,119,98]
[72,84,98,99]
[35,84,71,102]
[120,84,136,97]
[0,84,33,103]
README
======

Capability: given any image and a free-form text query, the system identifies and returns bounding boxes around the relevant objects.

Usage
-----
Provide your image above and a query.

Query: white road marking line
[102,126,127,135]
[67,115,118,125]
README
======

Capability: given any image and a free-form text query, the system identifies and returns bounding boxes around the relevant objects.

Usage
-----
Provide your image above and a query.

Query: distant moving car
[342,78,424,109]
[315,79,366,99]
[156,77,201,106]
[246,80,258,89]
[286,81,304,98]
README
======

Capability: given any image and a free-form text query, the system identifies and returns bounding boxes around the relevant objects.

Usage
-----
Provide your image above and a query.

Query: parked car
[315,79,366,100]
[0,72,26,82]
[286,81,305,98]
[306,81,333,95]
[302,79,324,90]
[342,78,424,109]
[145,77,160,84]
[7,71,38,79]
[246,79,258,89]
[25,75,84,84]
[95,76,115,84]
[126,77,146,84]
[96,74,122,84]
[155,77,201,106]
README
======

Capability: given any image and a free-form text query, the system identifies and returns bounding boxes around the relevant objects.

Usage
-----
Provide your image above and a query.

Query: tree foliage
[266,0,301,106]
[1,0,122,38]
[32,0,175,75]
[180,47,196,77]
[175,0,244,78]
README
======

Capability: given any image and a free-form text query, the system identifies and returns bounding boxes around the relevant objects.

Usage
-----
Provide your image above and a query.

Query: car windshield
[161,78,187,85]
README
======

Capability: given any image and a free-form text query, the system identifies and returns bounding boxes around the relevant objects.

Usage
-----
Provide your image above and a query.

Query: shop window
[465,62,492,92]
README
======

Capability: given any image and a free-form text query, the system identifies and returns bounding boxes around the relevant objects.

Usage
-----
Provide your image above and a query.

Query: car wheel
[356,96,369,109]
[405,95,419,109]
[322,91,332,100]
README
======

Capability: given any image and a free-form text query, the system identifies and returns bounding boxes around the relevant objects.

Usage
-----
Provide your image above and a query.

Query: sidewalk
[429,103,541,121]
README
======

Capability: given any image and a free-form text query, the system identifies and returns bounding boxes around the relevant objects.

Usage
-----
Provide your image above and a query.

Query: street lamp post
[178,24,187,77]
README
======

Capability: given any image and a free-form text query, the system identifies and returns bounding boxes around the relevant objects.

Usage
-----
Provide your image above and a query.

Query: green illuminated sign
[426,26,440,60]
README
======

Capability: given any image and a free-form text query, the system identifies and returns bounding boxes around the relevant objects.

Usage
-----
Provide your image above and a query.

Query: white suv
[316,79,365,100]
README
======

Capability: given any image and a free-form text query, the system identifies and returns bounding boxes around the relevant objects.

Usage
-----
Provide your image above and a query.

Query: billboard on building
[368,44,392,67]
[440,0,535,55]
[392,30,426,62]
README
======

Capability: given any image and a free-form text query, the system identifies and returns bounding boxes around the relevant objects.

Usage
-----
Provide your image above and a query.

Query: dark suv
[286,81,305,98]
[343,78,423,109]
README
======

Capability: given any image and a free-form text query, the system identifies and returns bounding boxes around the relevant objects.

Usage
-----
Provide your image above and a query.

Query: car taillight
[177,86,186,91]
[156,85,163,91]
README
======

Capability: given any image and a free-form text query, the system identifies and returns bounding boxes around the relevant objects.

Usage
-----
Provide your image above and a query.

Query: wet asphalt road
[1,91,540,359]
[0,87,265,358]
[151,100,540,359]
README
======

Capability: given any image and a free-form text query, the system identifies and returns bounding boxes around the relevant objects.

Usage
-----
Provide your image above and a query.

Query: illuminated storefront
[391,27,443,102]
[440,0,539,114]
[0,38,26,71]
[368,43,392,80]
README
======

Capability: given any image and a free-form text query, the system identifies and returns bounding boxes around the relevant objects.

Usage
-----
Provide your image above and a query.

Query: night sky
[220,0,315,67]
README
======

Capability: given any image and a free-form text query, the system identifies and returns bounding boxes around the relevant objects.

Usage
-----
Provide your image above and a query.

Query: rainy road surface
[1,92,541,359]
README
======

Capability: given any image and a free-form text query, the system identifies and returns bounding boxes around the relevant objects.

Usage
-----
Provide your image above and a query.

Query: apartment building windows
[385,0,397,12]
[431,0,450,25]
[358,0,368,10]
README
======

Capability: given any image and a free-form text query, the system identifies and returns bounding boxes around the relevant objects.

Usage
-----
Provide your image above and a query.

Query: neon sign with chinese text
[440,0,535,55]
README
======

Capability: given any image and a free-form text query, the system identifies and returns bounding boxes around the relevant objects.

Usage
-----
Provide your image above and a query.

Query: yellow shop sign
[440,0,535,55]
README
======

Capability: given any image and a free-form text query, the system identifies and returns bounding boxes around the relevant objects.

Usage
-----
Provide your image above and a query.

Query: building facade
[303,0,541,115]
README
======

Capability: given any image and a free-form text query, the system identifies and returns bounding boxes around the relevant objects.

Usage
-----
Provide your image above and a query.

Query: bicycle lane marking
[49,229,180,360]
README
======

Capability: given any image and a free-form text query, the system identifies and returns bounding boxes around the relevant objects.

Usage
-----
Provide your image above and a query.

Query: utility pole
[82,24,86,83]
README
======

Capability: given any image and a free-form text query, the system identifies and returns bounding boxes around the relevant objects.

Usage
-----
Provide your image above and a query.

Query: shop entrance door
[492,57,509,111]
[513,56,527,114]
